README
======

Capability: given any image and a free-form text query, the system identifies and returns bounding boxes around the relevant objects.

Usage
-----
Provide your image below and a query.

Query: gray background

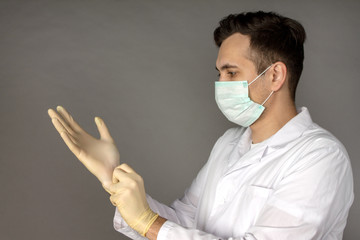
[0,0,359,239]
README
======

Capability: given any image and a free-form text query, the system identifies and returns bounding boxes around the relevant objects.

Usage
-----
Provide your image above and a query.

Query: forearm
[145,216,167,240]
[144,218,249,240]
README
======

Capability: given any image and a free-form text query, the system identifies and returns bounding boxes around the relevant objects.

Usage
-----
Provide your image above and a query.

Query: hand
[109,164,158,236]
[48,106,120,192]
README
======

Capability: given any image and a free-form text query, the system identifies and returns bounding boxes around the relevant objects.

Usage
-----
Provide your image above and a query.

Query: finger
[104,185,114,196]
[112,166,128,183]
[102,181,113,195]
[94,117,115,143]
[108,183,116,194]
[108,181,127,194]
[56,106,84,133]
[59,130,81,157]
[51,118,78,144]
[117,163,135,174]
[51,117,70,136]
[48,108,76,136]
[110,197,117,206]
[110,191,128,206]
[109,194,118,206]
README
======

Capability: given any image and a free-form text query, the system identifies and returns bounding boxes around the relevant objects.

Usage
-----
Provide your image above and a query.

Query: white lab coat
[113,107,354,240]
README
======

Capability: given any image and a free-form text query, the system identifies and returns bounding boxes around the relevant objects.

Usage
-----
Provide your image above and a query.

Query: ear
[270,61,287,91]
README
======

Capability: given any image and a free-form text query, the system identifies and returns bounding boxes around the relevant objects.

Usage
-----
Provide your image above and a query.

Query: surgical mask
[215,65,273,127]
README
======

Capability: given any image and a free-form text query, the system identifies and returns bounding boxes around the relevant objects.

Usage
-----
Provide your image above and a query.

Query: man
[48,11,354,239]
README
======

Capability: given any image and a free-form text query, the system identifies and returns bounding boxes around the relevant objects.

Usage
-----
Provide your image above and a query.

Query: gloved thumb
[95,117,114,143]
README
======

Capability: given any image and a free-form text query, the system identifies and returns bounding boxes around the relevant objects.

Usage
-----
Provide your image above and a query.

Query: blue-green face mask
[215,65,273,127]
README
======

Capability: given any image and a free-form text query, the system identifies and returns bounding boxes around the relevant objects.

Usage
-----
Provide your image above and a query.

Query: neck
[250,97,297,144]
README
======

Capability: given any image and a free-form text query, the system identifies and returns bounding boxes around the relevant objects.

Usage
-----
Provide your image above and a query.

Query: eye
[228,72,237,77]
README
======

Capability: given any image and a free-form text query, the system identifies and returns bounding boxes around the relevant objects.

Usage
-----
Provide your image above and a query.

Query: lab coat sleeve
[156,140,354,240]
[157,220,257,239]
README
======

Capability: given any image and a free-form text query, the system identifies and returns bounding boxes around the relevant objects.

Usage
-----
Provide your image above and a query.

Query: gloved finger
[108,181,129,194]
[94,117,115,143]
[58,129,81,157]
[110,197,117,206]
[107,183,116,194]
[109,194,118,206]
[112,164,139,184]
[102,181,113,195]
[48,108,76,136]
[51,117,78,144]
[109,190,128,206]
[117,163,135,174]
[112,166,128,183]
[56,106,84,133]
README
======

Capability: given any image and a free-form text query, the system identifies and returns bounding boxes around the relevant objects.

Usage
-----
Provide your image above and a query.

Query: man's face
[215,33,269,103]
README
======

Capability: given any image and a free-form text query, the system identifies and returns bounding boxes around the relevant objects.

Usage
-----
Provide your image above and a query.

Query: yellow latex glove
[109,164,159,236]
[48,106,120,192]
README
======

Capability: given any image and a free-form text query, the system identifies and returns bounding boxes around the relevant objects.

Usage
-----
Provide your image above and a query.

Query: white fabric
[113,107,354,240]
[250,142,260,149]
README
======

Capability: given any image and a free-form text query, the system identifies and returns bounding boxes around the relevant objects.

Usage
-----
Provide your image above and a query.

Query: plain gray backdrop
[0,0,359,239]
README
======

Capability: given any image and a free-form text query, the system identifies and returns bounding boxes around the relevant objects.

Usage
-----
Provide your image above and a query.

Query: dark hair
[214,11,306,101]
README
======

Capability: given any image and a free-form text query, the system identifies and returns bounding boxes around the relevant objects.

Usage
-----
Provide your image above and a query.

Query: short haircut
[214,11,306,101]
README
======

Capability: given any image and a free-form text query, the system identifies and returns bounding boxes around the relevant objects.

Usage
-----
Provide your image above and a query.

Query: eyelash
[218,72,237,77]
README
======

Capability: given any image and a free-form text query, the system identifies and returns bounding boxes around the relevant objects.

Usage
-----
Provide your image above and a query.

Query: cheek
[256,86,272,105]
[248,87,258,101]
[248,83,266,103]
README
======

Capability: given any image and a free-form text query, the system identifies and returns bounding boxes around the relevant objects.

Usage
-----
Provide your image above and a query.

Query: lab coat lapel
[225,128,267,175]
[225,144,267,176]
[195,128,245,231]
[195,127,268,231]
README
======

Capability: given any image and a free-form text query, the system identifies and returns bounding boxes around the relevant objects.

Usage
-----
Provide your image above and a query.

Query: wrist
[99,169,114,188]
[129,207,159,237]
[145,216,167,240]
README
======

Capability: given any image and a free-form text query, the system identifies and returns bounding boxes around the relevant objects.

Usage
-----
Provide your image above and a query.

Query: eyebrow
[215,64,239,71]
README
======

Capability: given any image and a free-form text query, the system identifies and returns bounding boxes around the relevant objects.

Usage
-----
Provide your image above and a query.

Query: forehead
[216,33,252,68]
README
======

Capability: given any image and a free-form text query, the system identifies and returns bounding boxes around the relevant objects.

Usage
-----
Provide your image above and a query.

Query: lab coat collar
[227,107,313,148]
[266,106,313,149]
[225,107,313,172]
[226,128,262,171]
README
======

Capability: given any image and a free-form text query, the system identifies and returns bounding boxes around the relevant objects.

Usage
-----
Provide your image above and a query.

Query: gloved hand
[47,106,120,192]
[109,164,159,237]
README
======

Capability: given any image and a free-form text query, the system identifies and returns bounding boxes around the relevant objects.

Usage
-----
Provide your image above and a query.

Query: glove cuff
[130,207,159,237]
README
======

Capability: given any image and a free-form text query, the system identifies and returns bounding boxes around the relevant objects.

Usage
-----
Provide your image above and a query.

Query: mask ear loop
[261,91,274,106]
[248,64,273,86]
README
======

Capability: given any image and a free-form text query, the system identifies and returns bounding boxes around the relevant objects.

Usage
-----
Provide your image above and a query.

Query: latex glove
[109,164,159,236]
[48,106,120,192]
